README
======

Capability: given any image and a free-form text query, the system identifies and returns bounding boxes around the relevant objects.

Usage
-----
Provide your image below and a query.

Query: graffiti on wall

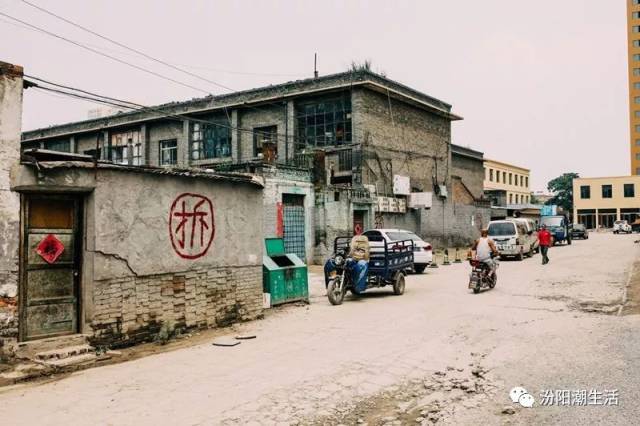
[169,193,215,259]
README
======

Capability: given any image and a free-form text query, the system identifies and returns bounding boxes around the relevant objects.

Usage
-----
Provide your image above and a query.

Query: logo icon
[36,234,65,264]
[169,193,215,259]
[510,387,535,408]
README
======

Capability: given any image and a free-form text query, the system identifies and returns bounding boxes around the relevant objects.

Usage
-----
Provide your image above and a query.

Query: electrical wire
[0,10,211,94]
[19,0,235,93]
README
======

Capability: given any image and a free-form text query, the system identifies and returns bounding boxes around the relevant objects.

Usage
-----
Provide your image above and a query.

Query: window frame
[601,184,613,199]
[159,139,178,166]
[580,185,591,199]
[624,183,635,198]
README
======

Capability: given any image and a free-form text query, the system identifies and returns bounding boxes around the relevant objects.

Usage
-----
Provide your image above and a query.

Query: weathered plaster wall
[13,165,265,346]
[0,62,23,344]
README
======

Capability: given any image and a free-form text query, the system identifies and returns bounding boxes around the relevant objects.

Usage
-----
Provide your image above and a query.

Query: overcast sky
[0,0,628,191]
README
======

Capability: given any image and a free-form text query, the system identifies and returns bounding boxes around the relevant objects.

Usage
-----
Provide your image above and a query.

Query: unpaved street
[2,233,640,425]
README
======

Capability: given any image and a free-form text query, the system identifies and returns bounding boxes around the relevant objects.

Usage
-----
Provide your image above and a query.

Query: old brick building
[22,70,488,261]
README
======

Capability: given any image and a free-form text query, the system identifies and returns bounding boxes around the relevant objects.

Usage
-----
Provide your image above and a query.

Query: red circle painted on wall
[169,193,215,259]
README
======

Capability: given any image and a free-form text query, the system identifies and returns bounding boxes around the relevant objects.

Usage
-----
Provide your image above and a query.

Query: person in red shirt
[538,224,552,265]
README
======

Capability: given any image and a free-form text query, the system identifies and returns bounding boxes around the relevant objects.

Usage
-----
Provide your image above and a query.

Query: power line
[19,0,235,93]
[0,10,211,94]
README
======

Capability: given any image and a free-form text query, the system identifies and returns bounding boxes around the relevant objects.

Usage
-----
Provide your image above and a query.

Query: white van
[510,218,539,254]
[487,220,532,261]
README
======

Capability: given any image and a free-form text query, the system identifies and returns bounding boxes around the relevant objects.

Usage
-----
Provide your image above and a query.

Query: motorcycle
[468,255,498,294]
[326,248,351,305]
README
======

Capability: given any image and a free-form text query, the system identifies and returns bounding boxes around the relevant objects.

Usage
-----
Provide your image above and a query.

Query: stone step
[14,334,90,360]
[35,344,95,361]
[41,352,97,368]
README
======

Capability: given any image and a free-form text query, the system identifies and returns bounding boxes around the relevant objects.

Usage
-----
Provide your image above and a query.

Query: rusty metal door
[20,195,82,341]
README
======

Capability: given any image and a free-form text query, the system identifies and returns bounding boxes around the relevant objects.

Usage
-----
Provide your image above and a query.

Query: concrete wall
[0,62,23,344]
[12,165,264,346]
[262,167,314,262]
[452,153,485,200]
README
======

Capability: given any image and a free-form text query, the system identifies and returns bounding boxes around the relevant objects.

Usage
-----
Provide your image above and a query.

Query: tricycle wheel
[393,274,406,295]
[327,278,345,305]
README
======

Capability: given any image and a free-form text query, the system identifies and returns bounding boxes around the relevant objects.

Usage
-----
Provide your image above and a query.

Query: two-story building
[22,70,487,259]
[573,175,640,229]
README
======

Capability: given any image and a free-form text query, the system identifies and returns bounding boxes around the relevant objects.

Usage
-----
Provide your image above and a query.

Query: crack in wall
[91,249,139,277]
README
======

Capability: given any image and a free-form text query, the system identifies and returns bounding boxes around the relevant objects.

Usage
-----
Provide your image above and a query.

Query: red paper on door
[36,234,65,264]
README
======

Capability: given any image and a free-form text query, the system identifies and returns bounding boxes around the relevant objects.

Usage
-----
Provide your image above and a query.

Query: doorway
[20,194,83,341]
[353,210,366,235]
[282,194,306,262]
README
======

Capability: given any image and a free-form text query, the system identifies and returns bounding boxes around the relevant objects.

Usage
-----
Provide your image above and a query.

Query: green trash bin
[263,238,308,306]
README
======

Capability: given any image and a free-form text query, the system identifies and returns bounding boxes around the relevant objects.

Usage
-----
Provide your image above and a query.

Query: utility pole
[314,53,318,79]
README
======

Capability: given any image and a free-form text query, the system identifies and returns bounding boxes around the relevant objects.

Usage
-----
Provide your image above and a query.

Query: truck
[539,215,572,245]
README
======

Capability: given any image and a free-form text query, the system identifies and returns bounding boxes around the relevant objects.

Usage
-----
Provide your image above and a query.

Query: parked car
[362,229,433,273]
[510,217,539,254]
[614,220,632,234]
[487,220,531,261]
[632,219,640,233]
[539,215,572,245]
[570,223,589,239]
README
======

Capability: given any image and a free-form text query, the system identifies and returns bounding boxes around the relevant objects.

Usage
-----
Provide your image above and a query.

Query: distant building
[483,159,531,205]
[573,175,640,229]
[532,190,553,204]
[628,0,640,174]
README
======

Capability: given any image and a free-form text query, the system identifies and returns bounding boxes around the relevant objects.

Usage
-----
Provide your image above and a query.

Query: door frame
[18,193,84,342]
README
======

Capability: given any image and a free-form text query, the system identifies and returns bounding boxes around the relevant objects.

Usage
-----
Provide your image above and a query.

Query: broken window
[253,125,277,162]
[110,130,141,165]
[160,139,178,166]
[44,139,71,152]
[296,95,352,149]
[191,121,231,160]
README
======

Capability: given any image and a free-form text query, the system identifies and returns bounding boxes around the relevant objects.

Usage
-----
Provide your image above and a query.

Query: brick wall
[89,265,263,347]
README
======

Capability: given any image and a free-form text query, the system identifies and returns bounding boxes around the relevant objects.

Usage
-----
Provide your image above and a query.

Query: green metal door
[283,195,305,262]
[21,195,82,341]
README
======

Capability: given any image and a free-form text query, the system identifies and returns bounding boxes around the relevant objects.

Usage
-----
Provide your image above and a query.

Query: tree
[546,172,579,212]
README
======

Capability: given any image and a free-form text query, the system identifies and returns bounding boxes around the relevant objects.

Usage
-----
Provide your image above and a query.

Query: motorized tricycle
[326,236,414,305]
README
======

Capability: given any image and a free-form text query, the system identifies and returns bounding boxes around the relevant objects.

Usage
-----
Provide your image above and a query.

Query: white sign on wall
[409,192,433,209]
[393,175,411,196]
[377,196,408,213]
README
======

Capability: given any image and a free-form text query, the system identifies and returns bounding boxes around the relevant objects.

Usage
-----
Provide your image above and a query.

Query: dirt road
[1,233,639,425]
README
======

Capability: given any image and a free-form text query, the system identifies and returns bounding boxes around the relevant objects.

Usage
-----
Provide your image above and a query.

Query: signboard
[409,192,433,209]
[393,175,411,196]
[376,196,407,213]
[540,205,557,216]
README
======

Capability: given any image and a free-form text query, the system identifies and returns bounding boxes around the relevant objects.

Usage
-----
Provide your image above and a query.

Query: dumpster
[263,238,308,306]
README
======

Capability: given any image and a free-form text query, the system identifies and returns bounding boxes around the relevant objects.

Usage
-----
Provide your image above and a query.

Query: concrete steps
[35,344,97,367]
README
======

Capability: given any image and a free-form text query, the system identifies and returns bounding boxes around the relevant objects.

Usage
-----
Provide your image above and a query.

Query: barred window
[296,96,352,149]
[191,122,231,160]
[160,139,178,166]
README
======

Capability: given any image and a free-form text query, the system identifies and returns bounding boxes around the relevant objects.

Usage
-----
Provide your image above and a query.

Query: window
[635,125,640,132]
[296,95,352,148]
[110,130,141,165]
[625,183,635,198]
[509,194,513,204]
[636,0,640,5]
[635,83,640,90]
[635,40,640,47]
[489,169,494,181]
[580,185,591,199]
[44,139,71,152]
[515,194,520,203]
[525,176,529,188]
[636,139,640,146]
[636,153,640,161]
[635,111,640,117]
[634,26,640,33]
[191,121,231,160]
[508,173,512,185]
[602,184,613,198]
[635,97,640,104]
[502,171,506,183]
[159,139,177,166]
[496,171,500,183]
[634,68,640,76]
[253,125,278,158]
[634,12,640,19]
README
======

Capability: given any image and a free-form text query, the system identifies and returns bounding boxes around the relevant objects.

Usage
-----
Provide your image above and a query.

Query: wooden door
[20,195,82,341]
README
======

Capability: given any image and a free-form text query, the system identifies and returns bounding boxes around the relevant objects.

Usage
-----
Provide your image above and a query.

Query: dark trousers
[541,246,549,264]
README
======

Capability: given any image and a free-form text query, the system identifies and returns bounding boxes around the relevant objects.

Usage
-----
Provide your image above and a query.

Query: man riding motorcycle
[470,229,499,280]
[324,234,370,294]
